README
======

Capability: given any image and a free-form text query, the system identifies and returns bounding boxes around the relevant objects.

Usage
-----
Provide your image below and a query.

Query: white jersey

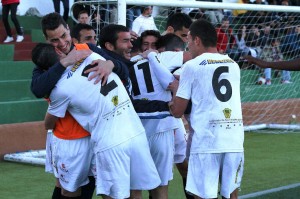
[176,53,244,153]
[130,51,183,135]
[48,53,145,153]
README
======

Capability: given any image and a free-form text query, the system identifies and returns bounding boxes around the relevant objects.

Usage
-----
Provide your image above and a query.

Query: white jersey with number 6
[176,53,244,154]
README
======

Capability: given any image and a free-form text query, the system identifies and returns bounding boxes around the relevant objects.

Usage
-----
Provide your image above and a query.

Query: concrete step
[14,49,32,61]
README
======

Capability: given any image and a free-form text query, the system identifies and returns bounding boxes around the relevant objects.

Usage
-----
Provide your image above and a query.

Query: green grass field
[1,132,300,199]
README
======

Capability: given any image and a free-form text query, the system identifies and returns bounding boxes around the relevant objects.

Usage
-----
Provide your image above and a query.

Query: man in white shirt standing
[132,6,158,36]
[168,19,244,199]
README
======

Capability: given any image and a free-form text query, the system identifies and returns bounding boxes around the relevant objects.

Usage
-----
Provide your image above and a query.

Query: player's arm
[44,112,59,130]
[169,97,189,118]
[245,55,300,71]
[31,48,92,98]
[145,51,175,89]
[31,63,65,98]
[167,79,189,118]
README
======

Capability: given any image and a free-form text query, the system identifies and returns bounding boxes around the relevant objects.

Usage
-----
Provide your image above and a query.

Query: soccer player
[131,32,183,198]
[151,33,194,199]
[168,19,244,199]
[31,43,96,199]
[162,12,193,45]
[39,43,161,199]
[99,25,190,198]
[71,23,97,45]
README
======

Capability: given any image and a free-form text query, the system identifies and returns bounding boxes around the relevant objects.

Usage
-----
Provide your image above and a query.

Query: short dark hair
[131,37,142,54]
[99,24,129,49]
[140,30,161,49]
[189,19,217,48]
[157,33,185,51]
[41,12,68,38]
[71,23,95,41]
[141,6,152,13]
[140,30,161,41]
[166,13,192,32]
[31,43,59,70]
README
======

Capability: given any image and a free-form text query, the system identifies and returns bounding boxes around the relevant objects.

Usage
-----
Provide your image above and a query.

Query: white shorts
[45,130,54,173]
[51,135,94,192]
[95,133,161,198]
[186,152,244,199]
[174,120,187,164]
[148,130,175,185]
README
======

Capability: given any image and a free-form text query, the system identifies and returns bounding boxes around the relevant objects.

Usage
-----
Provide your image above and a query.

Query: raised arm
[244,55,300,71]
[31,62,66,98]
[144,51,175,90]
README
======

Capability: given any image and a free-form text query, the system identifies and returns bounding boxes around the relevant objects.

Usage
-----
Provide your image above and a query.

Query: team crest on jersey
[223,108,232,119]
[67,58,85,78]
[112,96,118,106]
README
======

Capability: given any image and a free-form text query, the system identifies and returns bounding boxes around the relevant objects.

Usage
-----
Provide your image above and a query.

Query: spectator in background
[280,25,300,58]
[126,6,141,30]
[77,10,90,24]
[132,6,158,36]
[53,0,69,22]
[245,25,263,55]
[231,0,249,24]
[2,0,24,43]
[196,0,224,24]
[260,37,291,85]
[216,16,241,61]
[260,23,275,47]
[234,25,259,59]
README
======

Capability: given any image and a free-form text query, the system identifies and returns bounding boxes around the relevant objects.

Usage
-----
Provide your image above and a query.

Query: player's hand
[84,59,114,85]
[130,30,138,41]
[173,74,180,80]
[59,48,92,67]
[168,101,174,116]
[167,79,179,93]
[140,49,158,59]
[244,55,268,67]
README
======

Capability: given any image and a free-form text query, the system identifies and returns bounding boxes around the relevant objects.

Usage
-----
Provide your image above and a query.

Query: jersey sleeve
[48,86,70,118]
[176,63,194,100]
[148,52,175,90]
[158,51,184,72]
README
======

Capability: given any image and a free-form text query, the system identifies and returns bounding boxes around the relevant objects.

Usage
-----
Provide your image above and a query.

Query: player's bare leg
[61,187,81,198]
[102,195,113,199]
[150,185,168,199]
[52,178,61,199]
[130,190,142,199]
[229,189,239,199]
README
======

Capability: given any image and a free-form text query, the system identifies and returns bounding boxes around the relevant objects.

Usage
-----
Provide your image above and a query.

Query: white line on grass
[240,183,300,198]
